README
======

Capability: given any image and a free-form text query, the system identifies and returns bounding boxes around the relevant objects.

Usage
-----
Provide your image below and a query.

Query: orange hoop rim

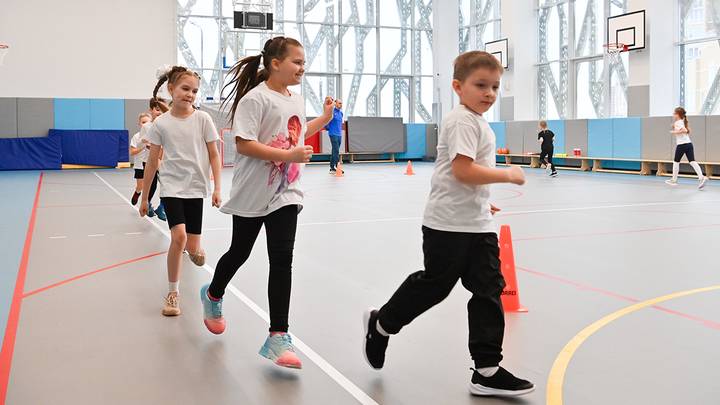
[603,42,628,54]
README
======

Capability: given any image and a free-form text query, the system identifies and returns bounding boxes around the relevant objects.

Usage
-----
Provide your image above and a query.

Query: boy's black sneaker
[131,191,141,206]
[468,367,535,397]
[363,309,389,369]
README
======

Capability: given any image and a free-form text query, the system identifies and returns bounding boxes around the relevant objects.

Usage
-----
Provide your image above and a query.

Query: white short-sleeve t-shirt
[220,82,307,217]
[130,131,149,166]
[422,104,497,234]
[674,119,691,145]
[145,110,219,198]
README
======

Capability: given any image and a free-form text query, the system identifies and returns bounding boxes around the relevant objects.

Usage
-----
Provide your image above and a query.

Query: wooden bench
[497,153,720,178]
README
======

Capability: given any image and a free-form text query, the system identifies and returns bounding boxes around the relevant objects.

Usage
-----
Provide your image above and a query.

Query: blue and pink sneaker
[259,333,302,369]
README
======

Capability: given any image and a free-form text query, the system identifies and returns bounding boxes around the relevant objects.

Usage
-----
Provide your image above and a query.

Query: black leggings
[208,205,298,332]
[142,163,159,202]
[540,146,556,172]
[674,143,696,163]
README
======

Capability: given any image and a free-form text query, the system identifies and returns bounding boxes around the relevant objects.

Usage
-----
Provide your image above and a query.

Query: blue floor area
[0,171,41,343]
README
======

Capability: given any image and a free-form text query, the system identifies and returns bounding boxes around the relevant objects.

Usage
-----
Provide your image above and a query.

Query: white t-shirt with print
[145,110,219,198]
[220,82,307,217]
[423,104,497,234]
[130,131,149,167]
[674,119,691,145]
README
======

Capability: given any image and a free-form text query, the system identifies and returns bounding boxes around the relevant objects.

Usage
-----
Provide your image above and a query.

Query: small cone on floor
[499,225,528,313]
[405,160,415,176]
[335,160,344,177]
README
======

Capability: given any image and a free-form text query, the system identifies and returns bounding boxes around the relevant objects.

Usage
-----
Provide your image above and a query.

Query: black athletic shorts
[674,143,696,163]
[160,197,204,234]
[134,168,145,179]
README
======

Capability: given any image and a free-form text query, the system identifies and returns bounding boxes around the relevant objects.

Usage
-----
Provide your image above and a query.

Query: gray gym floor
[4,163,720,404]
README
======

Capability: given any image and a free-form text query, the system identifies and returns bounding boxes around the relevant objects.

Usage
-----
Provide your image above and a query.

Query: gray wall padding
[347,117,405,153]
[628,85,650,117]
[425,124,438,159]
[124,99,149,137]
[199,103,231,132]
[17,98,53,138]
[706,116,720,162]
[564,119,588,155]
[504,121,526,154]
[641,116,674,160]
[0,98,18,138]
[521,121,541,154]
[500,97,514,121]
[688,115,707,162]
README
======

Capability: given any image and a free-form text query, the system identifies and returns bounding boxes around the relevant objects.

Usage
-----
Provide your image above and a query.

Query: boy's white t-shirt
[423,104,497,234]
[145,110,219,198]
[130,131,149,167]
[220,82,307,217]
[674,119,691,145]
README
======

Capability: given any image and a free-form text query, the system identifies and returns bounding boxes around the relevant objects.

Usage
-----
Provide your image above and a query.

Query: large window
[458,0,502,121]
[537,0,628,119]
[177,0,433,123]
[680,0,720,114]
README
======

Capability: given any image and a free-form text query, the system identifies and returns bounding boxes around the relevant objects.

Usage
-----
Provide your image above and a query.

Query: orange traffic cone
[335,160,344,177]
[499,225,528,313]
[404,160,415,175]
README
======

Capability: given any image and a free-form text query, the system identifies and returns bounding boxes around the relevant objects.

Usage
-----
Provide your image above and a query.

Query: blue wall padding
[90,99,125,130]
[54,99,91,129]
[588,119,613,158]
[0,132,62,170]
[117,131,129,162]
[547,120,565,152]
[52,129,128,167]
[612,118,642,170]
[490,122,506,148]
[397,124,427,159]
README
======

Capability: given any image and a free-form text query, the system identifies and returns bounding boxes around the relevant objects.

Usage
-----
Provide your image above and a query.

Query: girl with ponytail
[667,107,709,189]
[199,37,334,370]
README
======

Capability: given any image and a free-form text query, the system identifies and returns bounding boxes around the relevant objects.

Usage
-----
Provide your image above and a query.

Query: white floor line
[124,232,143,236]
[48,235,67,239]
[502,199,720,216]
[93,172,378,405]
[88,233,105,237]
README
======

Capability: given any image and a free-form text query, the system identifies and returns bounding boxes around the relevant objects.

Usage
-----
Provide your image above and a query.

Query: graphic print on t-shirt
[268,115,302,186]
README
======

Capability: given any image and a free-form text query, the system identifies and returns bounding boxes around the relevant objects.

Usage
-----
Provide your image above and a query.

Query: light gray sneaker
[699,176,709,190]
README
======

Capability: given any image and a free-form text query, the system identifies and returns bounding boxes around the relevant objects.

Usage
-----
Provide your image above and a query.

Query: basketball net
[0,45,8,67]
[603,43,627,68]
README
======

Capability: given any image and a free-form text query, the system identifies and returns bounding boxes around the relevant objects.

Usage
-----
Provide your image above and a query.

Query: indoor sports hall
[0,1,718,404]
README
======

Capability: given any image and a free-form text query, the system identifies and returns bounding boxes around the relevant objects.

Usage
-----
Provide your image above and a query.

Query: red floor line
[514,222,720,242]
[0,173,43,405]
[22,251,166,299]
[516,265,720,330]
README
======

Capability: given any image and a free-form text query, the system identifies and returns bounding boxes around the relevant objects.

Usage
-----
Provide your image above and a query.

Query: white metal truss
[537,0,627,119]
[176,0,434,122]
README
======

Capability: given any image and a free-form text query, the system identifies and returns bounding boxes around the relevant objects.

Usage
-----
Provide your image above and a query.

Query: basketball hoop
[603,42,630,58]
[0,44,8,66]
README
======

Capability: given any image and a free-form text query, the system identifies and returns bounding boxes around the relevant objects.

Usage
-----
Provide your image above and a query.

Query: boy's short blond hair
[539,120,547,129]
[453,51,504,82]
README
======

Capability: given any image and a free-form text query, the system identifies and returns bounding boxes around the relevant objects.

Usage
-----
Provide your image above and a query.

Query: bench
[497,153,720,178]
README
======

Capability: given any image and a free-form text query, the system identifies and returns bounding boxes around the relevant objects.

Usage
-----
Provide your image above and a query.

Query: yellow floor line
[547,284,720,405]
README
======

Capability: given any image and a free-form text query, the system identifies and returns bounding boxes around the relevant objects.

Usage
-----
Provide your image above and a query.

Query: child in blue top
[325,99,344,174]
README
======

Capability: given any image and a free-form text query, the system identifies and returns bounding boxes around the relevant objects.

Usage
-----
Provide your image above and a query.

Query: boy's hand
[508,166,526,185]
[139,200,148,217]
[490,204,501,215]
